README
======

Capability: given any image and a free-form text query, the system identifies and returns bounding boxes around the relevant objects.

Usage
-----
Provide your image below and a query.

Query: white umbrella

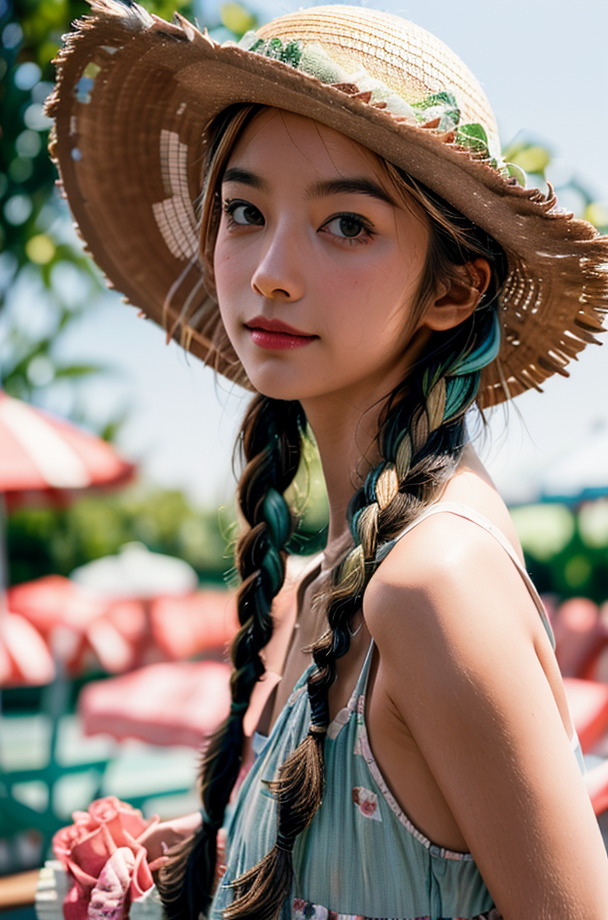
[70,542,198,600]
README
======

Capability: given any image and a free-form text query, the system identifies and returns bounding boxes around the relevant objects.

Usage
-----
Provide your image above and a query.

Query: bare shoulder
[363,505,541,657]
[364,444,537,654]
[363,507,608,916]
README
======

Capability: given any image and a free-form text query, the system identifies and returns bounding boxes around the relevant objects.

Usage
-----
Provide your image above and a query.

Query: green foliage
[1,0,104,420]
[503,138,608,233]
[7,487,238,586]
[502,141,552,177]
[6,463,329,587]
[513,502,608,603]
[0,0,193,429]
[220,1,257,38]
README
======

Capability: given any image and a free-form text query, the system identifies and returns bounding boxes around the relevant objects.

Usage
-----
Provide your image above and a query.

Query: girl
[48,4,608,918]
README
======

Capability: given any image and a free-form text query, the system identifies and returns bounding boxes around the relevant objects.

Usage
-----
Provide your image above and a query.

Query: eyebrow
[222,168,395,206]
[222,167,268,191]
[306,177,395,206]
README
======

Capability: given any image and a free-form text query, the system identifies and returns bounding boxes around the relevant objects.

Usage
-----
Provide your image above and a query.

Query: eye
[321,213,374,244]
[223,199,264,227]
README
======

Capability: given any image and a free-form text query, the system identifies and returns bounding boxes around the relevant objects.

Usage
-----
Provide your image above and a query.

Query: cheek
[319,260,419,353]
[213,240,243,329]
[213,236,232,294]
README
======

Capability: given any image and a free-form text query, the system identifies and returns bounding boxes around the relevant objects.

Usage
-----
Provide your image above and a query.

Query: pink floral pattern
[292,900,502,920]
[352,786,382,822]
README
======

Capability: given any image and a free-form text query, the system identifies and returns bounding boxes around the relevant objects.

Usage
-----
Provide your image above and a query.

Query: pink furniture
[0,605,55,687]
[553,598,608,680]
[78,660,232,748]
[8,577,239,674]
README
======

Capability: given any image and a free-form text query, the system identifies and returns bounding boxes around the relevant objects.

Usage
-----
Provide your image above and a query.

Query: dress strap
[376,500,555,648]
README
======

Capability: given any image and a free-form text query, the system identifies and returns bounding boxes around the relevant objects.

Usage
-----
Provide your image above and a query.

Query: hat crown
[255,6,500,157]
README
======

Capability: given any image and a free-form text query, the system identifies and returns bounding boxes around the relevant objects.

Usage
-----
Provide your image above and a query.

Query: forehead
[225,107,388,182]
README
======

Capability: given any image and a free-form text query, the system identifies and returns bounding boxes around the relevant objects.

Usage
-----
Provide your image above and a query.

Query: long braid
[159,395,305,920]
[305,305,502,796]
[355,305,501,573]
[224,305,503,920]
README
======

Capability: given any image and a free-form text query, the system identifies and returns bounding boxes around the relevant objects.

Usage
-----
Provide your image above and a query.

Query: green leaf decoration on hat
[413,91,458,111]
[239,32,304,68]
[412,91,460,132]
[236,32,525,187]
[282,40,305,69]
[454,122,490,155]
[299,44,343,84]
[504,162,527,187]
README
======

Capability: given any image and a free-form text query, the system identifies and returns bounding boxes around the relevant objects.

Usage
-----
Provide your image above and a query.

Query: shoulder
[363,506,544,668]
[362,510,608,916]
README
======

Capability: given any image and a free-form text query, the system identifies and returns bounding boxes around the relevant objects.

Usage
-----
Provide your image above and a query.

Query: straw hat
[47,1,608,407]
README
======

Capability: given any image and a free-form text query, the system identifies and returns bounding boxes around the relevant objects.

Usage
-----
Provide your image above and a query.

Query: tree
[0,0,196,430]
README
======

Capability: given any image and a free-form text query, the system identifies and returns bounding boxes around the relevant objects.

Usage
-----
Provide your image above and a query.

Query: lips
[245,316,313,337]
[244,315,317,351]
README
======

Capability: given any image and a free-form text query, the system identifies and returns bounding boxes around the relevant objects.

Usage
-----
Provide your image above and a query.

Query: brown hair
[159,103,507,920]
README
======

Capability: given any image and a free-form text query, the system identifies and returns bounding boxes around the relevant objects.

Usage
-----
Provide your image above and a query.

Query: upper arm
[365,516,608,920]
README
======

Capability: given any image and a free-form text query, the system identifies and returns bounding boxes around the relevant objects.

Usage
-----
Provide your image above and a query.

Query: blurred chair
[0,594,111,869]
[150,589,239,660]
[73,594,238,810]
[78,660,231,748]
[8,574,241,674]
[72,576,304,812]
[553,598,608,680]
[0,598,55,688]
[585,757,608,816]
[8,575,151,674]
[74,590,241,755]
[552,598,608,816]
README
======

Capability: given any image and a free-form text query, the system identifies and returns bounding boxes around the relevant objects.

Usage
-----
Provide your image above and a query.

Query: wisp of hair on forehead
[158,102,508,920]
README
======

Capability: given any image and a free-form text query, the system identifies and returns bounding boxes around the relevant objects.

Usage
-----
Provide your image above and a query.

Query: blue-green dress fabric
[210,502,583,920]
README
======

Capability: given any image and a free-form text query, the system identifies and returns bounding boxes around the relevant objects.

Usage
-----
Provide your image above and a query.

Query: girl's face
[213,108,432,409]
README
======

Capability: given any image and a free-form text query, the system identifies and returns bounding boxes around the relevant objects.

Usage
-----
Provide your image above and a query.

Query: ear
[419,258,492,333]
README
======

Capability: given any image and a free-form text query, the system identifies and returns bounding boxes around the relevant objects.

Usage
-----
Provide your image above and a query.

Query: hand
[138,812,203,864]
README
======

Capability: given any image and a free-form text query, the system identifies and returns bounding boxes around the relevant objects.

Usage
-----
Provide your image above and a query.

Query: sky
[26,0,608,507]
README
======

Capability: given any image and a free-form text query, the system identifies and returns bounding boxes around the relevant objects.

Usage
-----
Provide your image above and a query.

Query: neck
[298,329,433,559]
[302,391,385,556]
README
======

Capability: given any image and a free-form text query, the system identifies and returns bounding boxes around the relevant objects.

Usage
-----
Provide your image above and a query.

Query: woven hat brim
[47,3,608,407]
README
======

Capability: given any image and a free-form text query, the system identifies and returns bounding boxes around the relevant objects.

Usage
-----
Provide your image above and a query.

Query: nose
[251,225,306,302]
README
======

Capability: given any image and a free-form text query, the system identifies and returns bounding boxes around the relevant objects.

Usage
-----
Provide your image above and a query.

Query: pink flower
[88,848,134,920]
[351,786,382,821]
[53,797,161,920]
[359,800,376,817]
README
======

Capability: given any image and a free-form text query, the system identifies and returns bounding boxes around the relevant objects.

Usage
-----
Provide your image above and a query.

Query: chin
[241,365,313,402]
[249,378,308,402]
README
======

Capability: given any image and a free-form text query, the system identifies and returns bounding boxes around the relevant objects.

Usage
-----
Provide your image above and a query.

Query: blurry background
[3,0,608,896]
[3,0,608,513]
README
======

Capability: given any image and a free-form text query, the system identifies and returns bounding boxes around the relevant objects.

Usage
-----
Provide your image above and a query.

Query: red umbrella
[0,391,135,503]
[0,391,136,685]
[0,596,55,687]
